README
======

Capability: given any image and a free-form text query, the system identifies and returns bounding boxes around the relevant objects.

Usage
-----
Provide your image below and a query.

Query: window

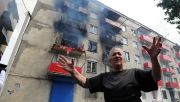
[87,61,97,73]
[122,37,128,45]
[124,51,130,62]
[132,41,138,48]
[141,92,146,99]
[85,89,97,99]
[88,41,97,53]
[121,25,126,32]
[162,90,168,99]
[89,24,98,34]
[135,55,141,64]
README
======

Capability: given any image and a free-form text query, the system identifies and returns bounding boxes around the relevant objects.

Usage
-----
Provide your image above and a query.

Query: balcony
[54,19,87,36]
[100,18,122,34]
[51,42,85,56]
[105,18,122,30]
[139,35,153,44]
[162,68,176,75]
[102,9,120,21]
[100,34,123,46]
[176,52,180,59]
[48,62,82,77]
[144,62,152,69]
[158,80,163,87]
[159,54,173,62]
[166,82,179,89]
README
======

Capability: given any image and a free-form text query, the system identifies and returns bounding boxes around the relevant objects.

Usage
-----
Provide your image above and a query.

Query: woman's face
[109,48,124,71]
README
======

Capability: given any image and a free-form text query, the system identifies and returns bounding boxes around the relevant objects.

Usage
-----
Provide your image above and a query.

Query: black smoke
[53,0,89,48]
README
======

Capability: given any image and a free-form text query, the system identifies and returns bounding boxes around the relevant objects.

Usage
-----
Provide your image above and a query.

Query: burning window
[87,60,97,73]
[88,41,97,53]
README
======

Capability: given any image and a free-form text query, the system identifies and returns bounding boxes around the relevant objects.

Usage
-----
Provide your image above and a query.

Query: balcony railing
[144,62,152,69]
[166,82,179,89]
[139,35,153,44]
[51,43,85,56]
[159,54,173,62]
[162,68,176,75]
[176,52,180,59]
[100,34,123,45]
[105,18,122,29]
[101,18,122,34]
[158,80,163,87]
[48,62,82,77]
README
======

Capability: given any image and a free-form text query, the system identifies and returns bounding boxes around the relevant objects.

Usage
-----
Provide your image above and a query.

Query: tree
[157,0,180,31]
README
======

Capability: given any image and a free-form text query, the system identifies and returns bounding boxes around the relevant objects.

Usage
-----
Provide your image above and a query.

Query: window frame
[89,24,98,34]
[86,60,97,73]
[88,40,97,53]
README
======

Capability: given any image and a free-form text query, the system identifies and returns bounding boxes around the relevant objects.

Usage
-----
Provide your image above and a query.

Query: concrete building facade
[0,0,180,102]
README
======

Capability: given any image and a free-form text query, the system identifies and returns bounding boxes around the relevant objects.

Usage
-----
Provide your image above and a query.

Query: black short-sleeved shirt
[85,69,158,102]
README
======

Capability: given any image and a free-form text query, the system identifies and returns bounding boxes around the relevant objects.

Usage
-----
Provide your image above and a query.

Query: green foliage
[157,0,180,30]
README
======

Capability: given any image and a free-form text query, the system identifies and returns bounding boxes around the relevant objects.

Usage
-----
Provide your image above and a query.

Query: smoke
[0,0,19,31]
[53,0,89,48]
[99,8,121,46]
[0,0,10,15]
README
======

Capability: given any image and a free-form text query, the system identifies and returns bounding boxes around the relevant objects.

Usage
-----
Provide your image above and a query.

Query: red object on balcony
[173,82,179,89]
[166,82,179,89]
[158,80,163,87]
[176,52,180,58]
[48,62,82,76]
[52,44,85,55]
[144,62,152,69]
[159,54,173,62]
[166,82,173,88]
[162,45,169,51]
[139,35,153,43]
[162,68,176,75]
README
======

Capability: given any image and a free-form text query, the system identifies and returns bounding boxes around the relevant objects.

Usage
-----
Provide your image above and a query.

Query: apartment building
[0,0,180,102]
